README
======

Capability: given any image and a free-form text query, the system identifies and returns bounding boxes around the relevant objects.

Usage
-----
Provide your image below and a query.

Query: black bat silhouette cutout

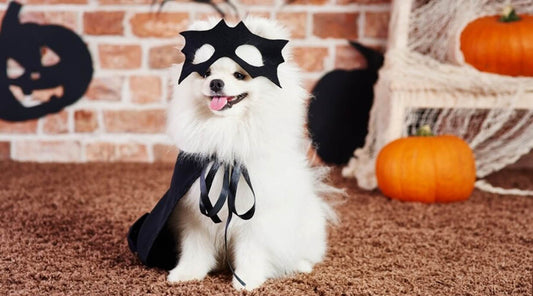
[0,1,93,122]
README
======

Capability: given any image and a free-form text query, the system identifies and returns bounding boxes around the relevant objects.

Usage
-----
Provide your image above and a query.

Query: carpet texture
[0,161,531,295]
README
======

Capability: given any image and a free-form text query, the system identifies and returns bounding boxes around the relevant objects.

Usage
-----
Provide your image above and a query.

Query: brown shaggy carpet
[0,161,531,295]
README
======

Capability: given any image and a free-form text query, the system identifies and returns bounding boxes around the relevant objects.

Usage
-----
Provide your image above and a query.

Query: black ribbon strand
[198,159,256,287]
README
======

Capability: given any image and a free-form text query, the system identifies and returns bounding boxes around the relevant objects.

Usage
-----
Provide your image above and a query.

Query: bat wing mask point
[178,20,288,87]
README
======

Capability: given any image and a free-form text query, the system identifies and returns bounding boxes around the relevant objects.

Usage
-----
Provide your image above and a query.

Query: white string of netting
[342,0,533,196]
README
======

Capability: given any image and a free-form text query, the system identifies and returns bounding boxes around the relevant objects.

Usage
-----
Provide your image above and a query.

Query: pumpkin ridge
[398,139,410,201]
[429,137,438,203]
[517,22,526,74]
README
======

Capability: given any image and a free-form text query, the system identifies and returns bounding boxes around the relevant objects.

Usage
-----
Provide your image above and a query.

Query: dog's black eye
[233,72,245,80]
[204,70,211,78]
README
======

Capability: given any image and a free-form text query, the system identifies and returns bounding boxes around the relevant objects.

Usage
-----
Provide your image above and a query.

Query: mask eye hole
[235,45,263,67]
[193,44,215,65]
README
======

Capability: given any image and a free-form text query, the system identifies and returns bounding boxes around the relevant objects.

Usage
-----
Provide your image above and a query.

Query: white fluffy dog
[166,17,335,290]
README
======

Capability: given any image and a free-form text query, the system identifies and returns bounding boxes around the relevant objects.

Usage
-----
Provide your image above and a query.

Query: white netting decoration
[342,0,533,195]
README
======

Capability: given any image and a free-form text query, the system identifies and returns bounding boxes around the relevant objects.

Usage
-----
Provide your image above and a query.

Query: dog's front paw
[232,272,267,291]
[167,265,208,283]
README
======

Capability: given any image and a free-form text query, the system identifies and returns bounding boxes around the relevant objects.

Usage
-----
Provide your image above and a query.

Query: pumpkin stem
[416,125,434,137]
[500,5,521,22]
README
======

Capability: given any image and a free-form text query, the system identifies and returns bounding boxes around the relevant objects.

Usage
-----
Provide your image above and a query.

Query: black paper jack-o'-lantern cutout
[0,2,93,122]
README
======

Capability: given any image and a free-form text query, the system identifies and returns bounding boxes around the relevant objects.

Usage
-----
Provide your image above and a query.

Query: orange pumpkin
[375,128,476,203]
[460,6,533,76]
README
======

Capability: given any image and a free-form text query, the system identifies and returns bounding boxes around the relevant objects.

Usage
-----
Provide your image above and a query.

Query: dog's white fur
[166,17,335,291]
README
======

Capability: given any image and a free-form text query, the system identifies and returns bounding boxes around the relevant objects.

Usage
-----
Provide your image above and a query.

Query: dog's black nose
[210,79,225,92]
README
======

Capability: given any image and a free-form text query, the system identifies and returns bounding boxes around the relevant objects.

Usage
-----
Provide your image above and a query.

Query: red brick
[195,12,267,23]
[19,11,79,32]
[293,47,329,72]
[248,11,271,19]
[288,0,328,4]
[364,11,390,38]
[130,76,162,104]
[335,44,367,70]
[103,109,166,133]
[276,12,307,39]
[18,0,87,4]
[194,12,223,22]
[85,142,114,162]
[99,0,152,4]
[0,142,10,160]
[13,140,81,162]
[149,44,184,69]
[240,0,274,5]
[99,44,142,69]
[117,143,149,162]
[84,11,124,35]
[74,110,99,133]
[130,12,189,38]
[153,144,179,162]
[337,0,390,4]
[86,142,149,162]
[85,76,124,101]
[166,77,174,102]
[42,110,69,134]
[313,13,358,39]
[0,119,38,134]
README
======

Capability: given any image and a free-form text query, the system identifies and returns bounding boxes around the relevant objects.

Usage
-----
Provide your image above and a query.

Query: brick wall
[0,0,391,162]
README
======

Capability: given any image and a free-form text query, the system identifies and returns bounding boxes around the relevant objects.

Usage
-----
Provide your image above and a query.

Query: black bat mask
[178,20,288,88]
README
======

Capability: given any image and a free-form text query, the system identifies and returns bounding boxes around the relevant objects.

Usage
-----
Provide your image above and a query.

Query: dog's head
[177,17,291,117]
[169,17,307,161]
[195,53,262,117]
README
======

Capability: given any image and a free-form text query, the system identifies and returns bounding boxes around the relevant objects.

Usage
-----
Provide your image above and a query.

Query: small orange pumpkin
[460,5,533,76]
[375,126,476,203]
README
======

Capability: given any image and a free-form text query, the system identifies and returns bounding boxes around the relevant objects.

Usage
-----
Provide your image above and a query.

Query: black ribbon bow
[199,158,256,286]
[127,153,256,287]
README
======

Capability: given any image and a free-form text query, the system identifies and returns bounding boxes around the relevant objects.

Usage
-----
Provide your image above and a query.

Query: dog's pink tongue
[210,96,228,111]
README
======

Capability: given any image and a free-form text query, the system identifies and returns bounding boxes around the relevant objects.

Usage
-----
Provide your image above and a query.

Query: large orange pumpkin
[460,6,533,76]
[375,129,476,203]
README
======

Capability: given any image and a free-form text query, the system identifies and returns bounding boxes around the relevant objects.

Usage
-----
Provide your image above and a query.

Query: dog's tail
[349,41,384,73]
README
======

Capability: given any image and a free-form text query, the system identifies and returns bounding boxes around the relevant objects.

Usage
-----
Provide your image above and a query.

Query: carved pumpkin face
[0,2,93,122]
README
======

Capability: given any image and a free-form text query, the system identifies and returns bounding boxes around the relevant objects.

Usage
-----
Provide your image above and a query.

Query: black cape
[127,153,206,270]
[127,153,255,273]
